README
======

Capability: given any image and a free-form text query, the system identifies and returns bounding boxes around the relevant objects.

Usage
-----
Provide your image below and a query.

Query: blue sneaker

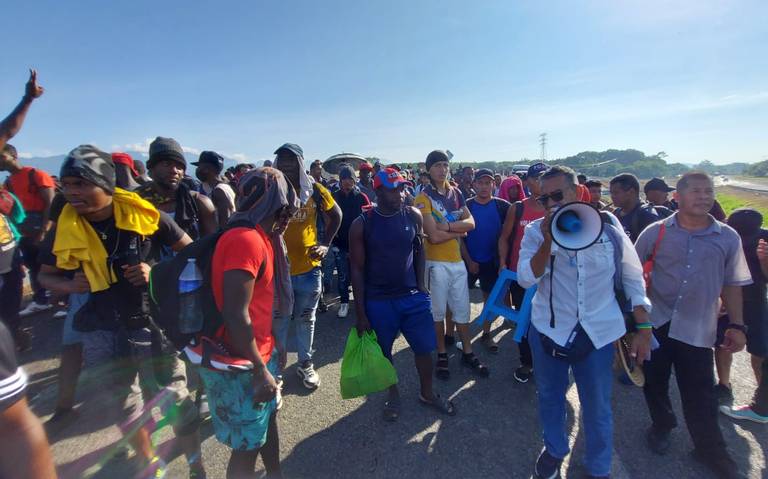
[720,404,768,424]
[534,449,562,479]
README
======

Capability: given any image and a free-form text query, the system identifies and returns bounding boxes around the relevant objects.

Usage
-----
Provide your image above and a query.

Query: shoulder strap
[312,183,324,216]
[600,212,627,292]
[494,198,510,224]
[647,222,666,263]
[360,208,374,243]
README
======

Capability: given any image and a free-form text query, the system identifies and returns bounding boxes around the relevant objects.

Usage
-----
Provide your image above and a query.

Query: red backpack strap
[648,222,666,262]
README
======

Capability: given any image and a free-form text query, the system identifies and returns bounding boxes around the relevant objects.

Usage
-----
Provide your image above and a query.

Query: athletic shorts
[81,328,197,435]
[198,356,278,451]
[467,260,499,294]
[365,291,437,359]
[426,260,471,324]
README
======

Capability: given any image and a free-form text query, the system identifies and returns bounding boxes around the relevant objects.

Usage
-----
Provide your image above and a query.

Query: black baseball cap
[274,143,304,160]
[644,177,675,194]
[192,150,225,173]
[527,162,548,179]
[473,168,494,181]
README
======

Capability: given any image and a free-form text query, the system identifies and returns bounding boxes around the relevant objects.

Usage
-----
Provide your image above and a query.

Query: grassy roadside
[717,186,768,221]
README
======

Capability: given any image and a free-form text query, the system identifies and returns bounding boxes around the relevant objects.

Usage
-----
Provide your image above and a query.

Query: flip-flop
[383,398,401,422]
[419,394,456,416]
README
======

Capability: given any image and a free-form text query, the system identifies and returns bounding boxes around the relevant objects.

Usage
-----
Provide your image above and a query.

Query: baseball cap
[192,150,225,173]
[527,162,548,179]
[473,168,494,181]
[148,136,186,169]
[274,143,304,160]
[373,167,412,189]
[644,177,675,194]
[359,162,373,172]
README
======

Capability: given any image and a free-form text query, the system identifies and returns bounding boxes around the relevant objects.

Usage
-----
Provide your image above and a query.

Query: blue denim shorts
[365,291,436,359]
[198,355,278,451]
[61,293,89,346]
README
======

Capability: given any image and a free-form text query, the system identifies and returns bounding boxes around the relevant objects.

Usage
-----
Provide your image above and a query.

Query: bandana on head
[229,167,300,317]
[60,145,116,193]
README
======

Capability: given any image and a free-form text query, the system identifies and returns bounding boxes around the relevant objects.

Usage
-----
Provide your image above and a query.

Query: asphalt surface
[18,289,768,479]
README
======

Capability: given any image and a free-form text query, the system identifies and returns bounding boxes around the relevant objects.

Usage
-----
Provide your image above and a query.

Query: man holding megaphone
[517,166,653,479]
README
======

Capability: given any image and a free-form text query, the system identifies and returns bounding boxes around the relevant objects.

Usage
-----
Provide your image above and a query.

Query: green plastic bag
[340,329,398,399]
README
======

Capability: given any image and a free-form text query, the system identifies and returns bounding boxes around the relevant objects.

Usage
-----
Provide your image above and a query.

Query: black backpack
[148,221,252,350]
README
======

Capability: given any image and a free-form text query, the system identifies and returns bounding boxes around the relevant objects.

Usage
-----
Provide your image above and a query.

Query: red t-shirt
[507,200,546,272]
[577,184,591,203]
[6,167,55,213]
[211,226,275,363]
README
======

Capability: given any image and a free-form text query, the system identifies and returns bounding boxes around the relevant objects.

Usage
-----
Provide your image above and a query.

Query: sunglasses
[537,190,564,206]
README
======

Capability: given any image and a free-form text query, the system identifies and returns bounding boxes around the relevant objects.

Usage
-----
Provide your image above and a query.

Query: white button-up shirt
[517,212,650,349]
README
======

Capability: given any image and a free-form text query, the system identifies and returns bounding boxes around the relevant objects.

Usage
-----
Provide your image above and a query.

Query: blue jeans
[273,267,322,367]
[335,249,350,303]
[529,325,615,477]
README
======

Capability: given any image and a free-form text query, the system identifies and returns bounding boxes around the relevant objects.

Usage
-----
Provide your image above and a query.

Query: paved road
[18,289,768,479]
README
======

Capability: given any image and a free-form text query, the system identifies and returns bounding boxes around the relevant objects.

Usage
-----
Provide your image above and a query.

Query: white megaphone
[549,202,604,251]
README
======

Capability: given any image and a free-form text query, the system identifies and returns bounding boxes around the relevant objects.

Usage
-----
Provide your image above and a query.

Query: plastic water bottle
[178,258,204,334]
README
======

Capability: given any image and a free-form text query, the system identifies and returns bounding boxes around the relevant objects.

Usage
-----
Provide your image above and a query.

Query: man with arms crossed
[415,150,488,380]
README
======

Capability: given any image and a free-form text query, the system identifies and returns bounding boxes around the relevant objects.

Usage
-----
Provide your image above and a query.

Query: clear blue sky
[1,0,766,166]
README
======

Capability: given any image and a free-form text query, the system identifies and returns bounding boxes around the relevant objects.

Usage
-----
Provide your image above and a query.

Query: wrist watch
[725,323,748,334]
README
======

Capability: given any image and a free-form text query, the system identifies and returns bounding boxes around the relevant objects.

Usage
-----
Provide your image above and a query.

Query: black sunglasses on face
[537,190,564,206]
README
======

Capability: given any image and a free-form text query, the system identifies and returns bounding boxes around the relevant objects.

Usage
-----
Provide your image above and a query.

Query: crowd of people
[0,71,765,479]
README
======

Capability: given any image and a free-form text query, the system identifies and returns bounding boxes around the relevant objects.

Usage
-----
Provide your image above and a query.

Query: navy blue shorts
[365,291,437,359]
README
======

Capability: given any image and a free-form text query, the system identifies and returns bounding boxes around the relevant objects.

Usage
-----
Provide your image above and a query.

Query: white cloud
[228,153,248,162]
[17,152,33,159]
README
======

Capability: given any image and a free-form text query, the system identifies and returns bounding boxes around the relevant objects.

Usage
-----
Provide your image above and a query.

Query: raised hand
[25,69,44,100]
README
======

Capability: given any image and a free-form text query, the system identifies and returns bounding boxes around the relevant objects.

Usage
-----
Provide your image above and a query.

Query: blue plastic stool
[475,269,536,343]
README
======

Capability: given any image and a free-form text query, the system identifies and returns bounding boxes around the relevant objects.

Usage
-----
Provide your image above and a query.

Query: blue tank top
[363,208,418,300]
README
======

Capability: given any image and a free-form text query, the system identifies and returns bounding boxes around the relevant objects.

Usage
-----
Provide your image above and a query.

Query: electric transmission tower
[539,133,547,162]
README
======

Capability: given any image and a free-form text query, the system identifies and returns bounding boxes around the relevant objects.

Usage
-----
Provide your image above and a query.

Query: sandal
[419,393,456,416]
[435,353,450,380]
[461,353,490,377]
[383,398,401,422]
[481,334,499,354]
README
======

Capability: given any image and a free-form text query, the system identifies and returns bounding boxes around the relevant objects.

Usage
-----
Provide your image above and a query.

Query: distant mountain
[2,150,244,180]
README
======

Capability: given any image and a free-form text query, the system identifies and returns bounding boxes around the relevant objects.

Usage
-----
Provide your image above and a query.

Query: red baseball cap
[359,162,374,172]
[111,152,138,177]
[373,167,412,189]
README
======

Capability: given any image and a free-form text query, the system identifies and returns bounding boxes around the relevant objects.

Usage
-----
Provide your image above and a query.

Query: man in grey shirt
[636,171,752,479]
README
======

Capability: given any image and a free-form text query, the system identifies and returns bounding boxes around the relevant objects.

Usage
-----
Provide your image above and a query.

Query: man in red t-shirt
[0,70,52,317]
[196,167,298,478]
[498,162,547,383]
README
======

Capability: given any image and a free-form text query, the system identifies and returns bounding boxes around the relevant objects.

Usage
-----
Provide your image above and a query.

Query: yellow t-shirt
[284,183,336,276]
[414,186,465,263]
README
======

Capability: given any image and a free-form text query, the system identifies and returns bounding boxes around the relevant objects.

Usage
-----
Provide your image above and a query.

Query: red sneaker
[184,336,254,372]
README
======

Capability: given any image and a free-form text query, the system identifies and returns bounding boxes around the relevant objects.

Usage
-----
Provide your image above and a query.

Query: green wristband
[635,322,653,330]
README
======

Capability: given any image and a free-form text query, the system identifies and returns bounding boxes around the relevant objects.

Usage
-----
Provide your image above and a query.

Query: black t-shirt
[742,229,768,304]
[39,211,185,331]
[616,203,660,243]
[0,321,25,412]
